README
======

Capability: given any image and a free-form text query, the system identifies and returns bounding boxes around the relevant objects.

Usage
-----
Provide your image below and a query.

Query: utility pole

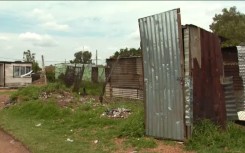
[41,55,47,85]
[96,49,98,66]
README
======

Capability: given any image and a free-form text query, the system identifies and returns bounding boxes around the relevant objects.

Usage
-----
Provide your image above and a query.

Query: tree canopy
[111,47,141,58]
[209,6,245,47]
[23,50,35,62]
[23,50,41,73]
[70,51,92,64]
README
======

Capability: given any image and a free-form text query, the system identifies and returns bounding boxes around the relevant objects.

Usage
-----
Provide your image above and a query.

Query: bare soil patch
[0,129,30,153]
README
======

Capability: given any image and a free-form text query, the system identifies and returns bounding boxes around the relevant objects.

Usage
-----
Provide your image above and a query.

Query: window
[13,66,32,77]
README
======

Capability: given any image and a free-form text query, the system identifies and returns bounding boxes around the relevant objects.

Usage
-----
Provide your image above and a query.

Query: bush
[119,109,145,138]
[46,71,55,83]
[186,120,245,152]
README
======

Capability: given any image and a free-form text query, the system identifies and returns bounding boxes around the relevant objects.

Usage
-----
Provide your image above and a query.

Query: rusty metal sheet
[139,9,185,141]
[105,57,143,100]
[188,25,226,127]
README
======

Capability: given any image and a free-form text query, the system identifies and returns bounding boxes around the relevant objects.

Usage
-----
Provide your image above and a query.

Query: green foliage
[10,100,70,120]
[70,51,92,64]
[23,50,35,62]
[210,6,245,47]
[80,81,103,96]
[45,66,55,83]
[186,119,245,153]
[119,109,145,138]
[23,50,41,73]
[46,71,55,82]
[40,82,68,93]
[0,98,149,153]
[10,83,68,102]
[32,61,41,73]
[10,85,41,102]
[111,47,141,58]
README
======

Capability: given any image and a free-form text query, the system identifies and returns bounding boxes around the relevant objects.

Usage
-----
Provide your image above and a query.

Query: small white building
[0,61,32,87]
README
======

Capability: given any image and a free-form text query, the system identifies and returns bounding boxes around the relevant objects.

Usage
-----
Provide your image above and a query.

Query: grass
[1,82,245,153]
[80,81,104,96]
[185,119,245,153]
[0,83,157,153]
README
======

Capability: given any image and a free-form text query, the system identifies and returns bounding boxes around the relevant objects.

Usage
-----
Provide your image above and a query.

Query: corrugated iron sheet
[183,26,193,138]
[188,25,226,127]
[105,57,143,100]
[139,9,185,141]
[237,46,245,111]
[222,47,244,91]
[222,77,238,120]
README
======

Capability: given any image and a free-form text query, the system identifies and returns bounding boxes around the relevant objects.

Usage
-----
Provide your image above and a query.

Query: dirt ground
[0,90,30,153]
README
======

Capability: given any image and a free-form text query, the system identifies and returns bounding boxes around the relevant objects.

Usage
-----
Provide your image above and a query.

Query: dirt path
[0,129,30,153]
[0,90,30,153]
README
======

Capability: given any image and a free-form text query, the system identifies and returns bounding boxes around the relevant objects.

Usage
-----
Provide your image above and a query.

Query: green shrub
[186,120,245,153]
[119,109,145,138]
[10,83,69,102]
[10,85,41,102]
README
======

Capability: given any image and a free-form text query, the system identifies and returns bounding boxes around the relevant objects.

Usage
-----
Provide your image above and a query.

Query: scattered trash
[10,140,15,144]
[102,108,131,118]
[94,140,99,144]
[129,151,137,153]
[70,129,73,132]
[66,138,74,142]
[35,123,42,127]
[39,91,74,107]
[177,141,184,144]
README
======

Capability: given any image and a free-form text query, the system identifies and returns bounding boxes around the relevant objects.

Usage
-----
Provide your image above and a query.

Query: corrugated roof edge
[138,8,180,20]
[0,61,32,64]
[107,56,142,60]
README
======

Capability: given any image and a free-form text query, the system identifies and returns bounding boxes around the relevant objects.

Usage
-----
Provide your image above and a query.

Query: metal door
[138,9,185,140]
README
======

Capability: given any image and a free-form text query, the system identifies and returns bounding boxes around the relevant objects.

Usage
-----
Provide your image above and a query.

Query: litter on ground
[102,108,131,118]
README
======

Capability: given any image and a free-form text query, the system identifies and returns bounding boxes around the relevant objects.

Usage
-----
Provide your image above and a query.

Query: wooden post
[42,55,47,85]
[96,50,98,66]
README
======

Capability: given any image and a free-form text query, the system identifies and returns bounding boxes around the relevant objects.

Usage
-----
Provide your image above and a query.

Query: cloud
[42,21,69,31]
[31,8,70,32]
[0,36,9,41]
[19,32,57,47]
[128,29,140,40]
[32,8,54,22]
[19,32,42,41]
[74,45,91,52]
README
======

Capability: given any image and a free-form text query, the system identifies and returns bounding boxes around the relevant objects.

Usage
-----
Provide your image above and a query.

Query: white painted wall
[4,63,32,87]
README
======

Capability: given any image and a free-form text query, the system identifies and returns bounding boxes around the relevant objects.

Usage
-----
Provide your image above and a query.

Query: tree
[111,47,141,58]
[70,51,92,64]
[209,6,245,47]
[23,50,41,73]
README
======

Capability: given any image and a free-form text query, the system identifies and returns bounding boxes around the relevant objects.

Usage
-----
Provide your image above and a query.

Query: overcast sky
[0,1,244,65]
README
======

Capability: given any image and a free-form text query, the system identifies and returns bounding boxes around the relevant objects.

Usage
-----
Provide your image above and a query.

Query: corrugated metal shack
[139,9,227,141]
[222,46,245,113]
[183,25,226,126]
[105,57,143,100]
